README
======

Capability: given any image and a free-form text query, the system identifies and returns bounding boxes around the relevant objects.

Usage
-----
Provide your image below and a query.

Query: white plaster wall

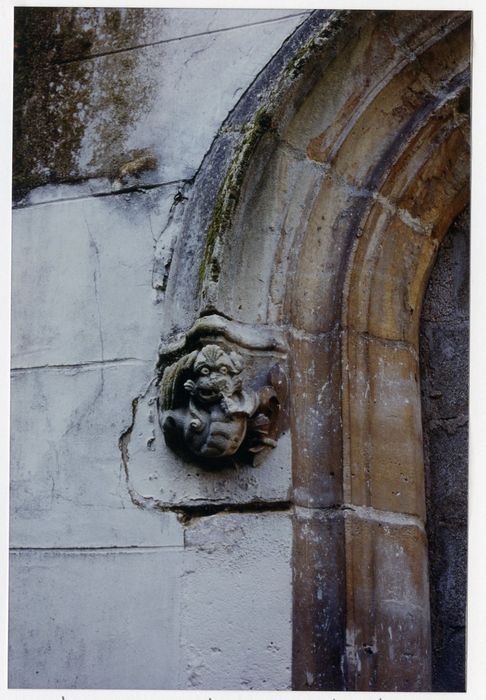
[9,8,306,689]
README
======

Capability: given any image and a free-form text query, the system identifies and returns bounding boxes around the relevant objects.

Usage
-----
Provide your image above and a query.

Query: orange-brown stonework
[191,9,470,692]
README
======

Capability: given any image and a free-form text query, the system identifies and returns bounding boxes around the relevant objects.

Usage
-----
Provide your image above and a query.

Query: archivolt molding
[192,10,470,333]
[158,9,470,692]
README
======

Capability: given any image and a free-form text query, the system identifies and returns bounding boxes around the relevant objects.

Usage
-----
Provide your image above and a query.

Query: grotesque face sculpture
[184,345,243,405]
[159,341,286,465]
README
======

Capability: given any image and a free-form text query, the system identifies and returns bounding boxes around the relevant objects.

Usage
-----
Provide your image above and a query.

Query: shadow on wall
[420,207,469,692]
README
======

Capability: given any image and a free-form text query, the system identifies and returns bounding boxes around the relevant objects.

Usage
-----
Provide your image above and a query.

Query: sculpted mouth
[198,389,219,400]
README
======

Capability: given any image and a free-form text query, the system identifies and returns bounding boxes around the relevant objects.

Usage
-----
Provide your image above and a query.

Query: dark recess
[420,206,469,692]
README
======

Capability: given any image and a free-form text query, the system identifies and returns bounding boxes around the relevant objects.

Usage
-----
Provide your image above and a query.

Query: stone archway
[156,9,470,692]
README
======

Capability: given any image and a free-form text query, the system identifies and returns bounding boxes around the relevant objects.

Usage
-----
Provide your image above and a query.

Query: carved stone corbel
[157,315,288,467]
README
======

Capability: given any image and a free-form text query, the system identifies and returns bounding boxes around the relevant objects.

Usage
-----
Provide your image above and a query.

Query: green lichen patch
[198,107,274,286]
[284,11,350,78]
[13,8,96,198]
[198,12,352,288]
[13,7,154,200]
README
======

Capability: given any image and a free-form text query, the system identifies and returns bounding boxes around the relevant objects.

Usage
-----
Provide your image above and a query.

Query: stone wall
[420,208,469,691]
[9,7,470,692]
[9,8,308,689]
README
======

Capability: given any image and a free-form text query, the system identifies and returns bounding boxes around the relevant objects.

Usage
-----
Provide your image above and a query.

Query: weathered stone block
[209,146,322,326]
[394,14,470,88]
[14,8,307,194]
[394,127,470,233]
[283,13,405,161]
[11,189,177,368]
[344,332,426,518]
[332,58,436,190]
[347,205,438,346]
[10,364,183,548]
[9,548,183,688]
[289,330,342,508]
[287,173,362,334]
[292,507,345,690]
[344,511,430,692]
[180,512,292,689]
[380,10,466,58]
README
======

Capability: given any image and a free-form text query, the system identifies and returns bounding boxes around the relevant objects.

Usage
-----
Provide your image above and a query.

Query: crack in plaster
[10,545,184,552]
[14,179,192,210]
[51,12,312,65]
[293,503,426,531]
[11,358,149,374]
[84,212,105,404]
[183,35,215,68]
[152,185,191,300]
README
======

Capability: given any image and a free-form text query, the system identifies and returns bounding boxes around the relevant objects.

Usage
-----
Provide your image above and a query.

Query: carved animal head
[187,344,244,404]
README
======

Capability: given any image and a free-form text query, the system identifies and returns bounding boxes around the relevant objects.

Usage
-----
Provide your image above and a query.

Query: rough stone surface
[125,383,292,508]
[343,511,431,692]
[420,208,469,692]
[290,329,343,508]
[9,7,471,693]
[347,207,440,345]
[292,508,345,691]
[206,146,325,326]
[11,188,178,368]
[345,333,425,518]
[13,7,309,198]
[10,364,183,548]
[180,512,292,689]
[9,549,183,688]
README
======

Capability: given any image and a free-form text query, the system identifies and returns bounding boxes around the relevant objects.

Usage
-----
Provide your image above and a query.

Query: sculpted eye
[200,366,210,375]
[220,366,229,375]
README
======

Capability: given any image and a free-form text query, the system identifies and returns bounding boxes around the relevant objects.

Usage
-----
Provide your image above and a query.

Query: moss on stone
[13,7,153,200]
[284,43,311,77]
[198,107,274,286]
[284,11,349,78]
[13,8,99,198]
[197,13,354,286]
